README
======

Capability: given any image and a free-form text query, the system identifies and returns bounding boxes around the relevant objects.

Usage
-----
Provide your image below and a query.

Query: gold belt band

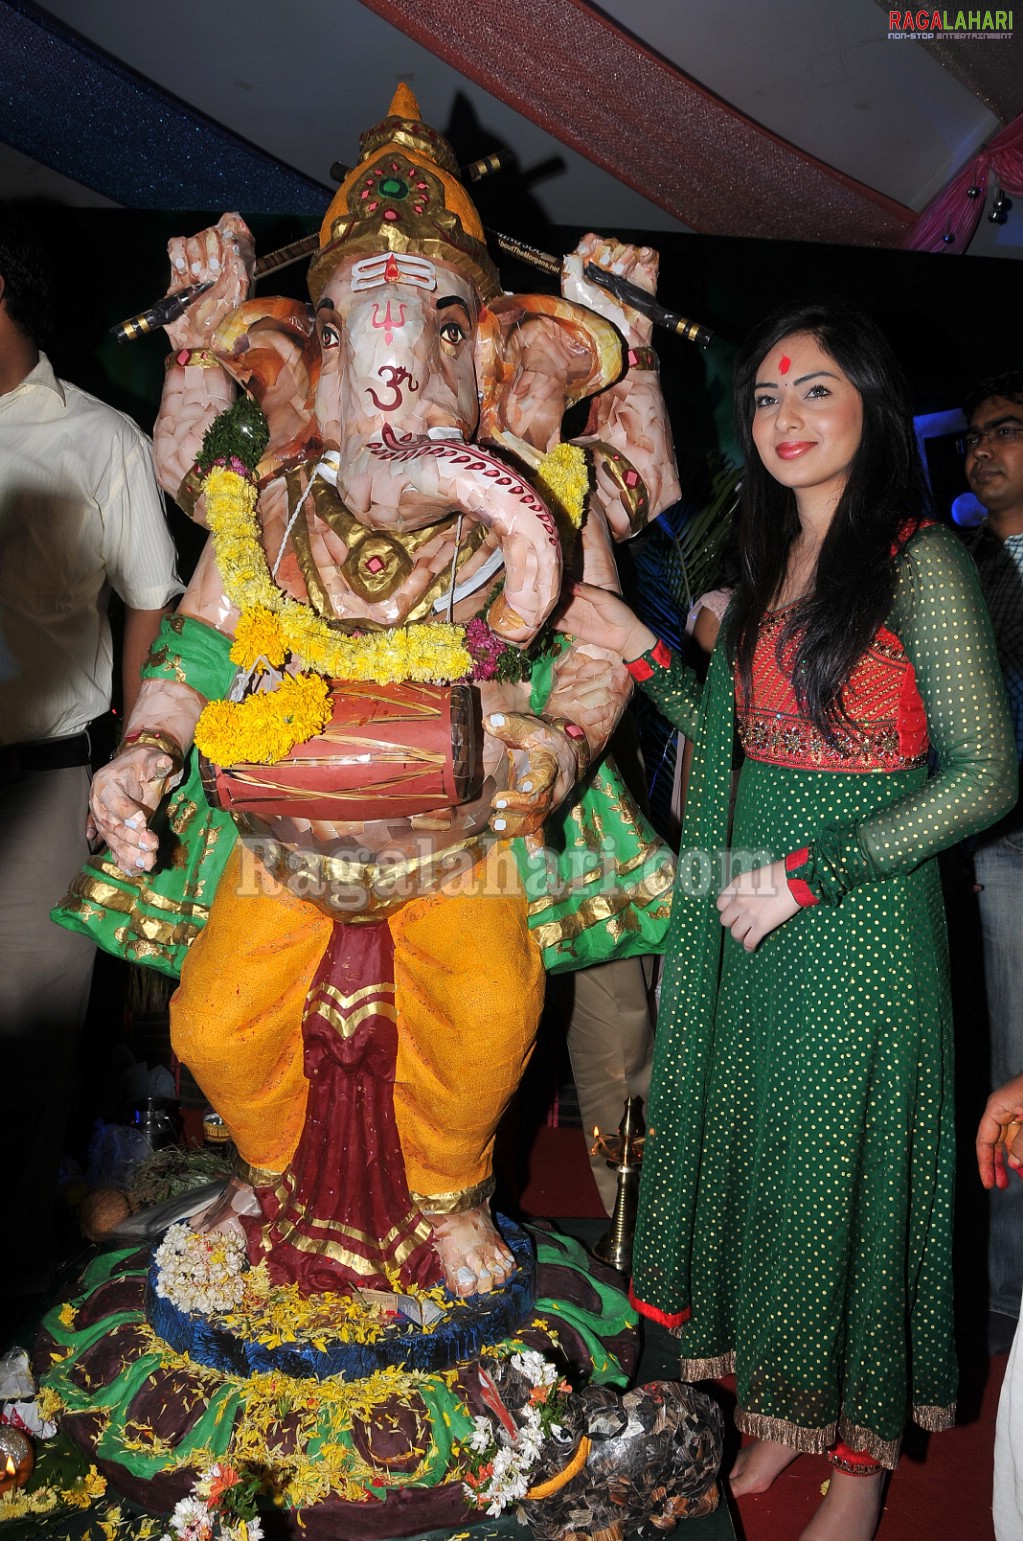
[412,1177,495,1216]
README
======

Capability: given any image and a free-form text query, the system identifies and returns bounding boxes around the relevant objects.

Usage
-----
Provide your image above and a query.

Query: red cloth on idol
[245,919,441,1294]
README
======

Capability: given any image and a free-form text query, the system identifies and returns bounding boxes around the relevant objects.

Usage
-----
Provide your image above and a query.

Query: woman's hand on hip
[716,859,801,952]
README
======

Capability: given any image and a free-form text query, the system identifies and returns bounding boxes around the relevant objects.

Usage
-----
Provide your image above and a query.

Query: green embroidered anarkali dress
[630,524,1016,1466]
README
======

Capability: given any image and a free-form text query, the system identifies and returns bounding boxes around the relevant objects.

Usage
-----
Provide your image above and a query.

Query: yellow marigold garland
[204,465,472,686]
[230,605,287,672]
[195,673,332,768]
[533,442,589,533]
[199,435,580,766]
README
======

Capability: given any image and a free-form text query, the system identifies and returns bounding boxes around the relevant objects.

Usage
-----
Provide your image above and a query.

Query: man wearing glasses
[962,371,1023,1353]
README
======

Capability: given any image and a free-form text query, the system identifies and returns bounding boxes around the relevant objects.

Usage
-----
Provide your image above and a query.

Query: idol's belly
[213,679,522,916]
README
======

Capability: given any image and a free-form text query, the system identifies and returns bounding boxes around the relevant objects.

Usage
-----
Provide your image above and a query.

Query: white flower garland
[463,1349,567,1517]
[161,1464,263,1541]
[154,1223,247,1316]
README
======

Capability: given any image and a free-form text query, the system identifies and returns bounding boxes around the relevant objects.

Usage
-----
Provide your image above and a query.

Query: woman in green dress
[559,303,1016,1539]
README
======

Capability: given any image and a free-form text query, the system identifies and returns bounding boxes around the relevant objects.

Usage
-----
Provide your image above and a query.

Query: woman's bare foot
[188,1175,261,1239]
[728,1437,800,1497]
[798,1467,886,1540]
[428,1204,515,1296]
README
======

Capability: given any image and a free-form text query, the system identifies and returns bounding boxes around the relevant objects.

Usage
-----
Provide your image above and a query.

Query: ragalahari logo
[889,8,1013,37]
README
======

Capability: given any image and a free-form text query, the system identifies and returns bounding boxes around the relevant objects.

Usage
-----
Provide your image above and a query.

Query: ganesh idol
[81,87,681,1301]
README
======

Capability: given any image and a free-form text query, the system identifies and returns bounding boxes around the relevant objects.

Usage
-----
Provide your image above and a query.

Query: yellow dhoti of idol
[171,844,544,1212]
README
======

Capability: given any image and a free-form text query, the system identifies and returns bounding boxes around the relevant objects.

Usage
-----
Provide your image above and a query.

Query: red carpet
[518,1125,1004,1541]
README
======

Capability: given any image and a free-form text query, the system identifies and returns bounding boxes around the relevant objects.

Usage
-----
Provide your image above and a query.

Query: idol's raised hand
[164,213,255,351]
[562,232,657,347]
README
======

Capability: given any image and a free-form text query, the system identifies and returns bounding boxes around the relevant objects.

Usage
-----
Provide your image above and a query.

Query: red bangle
[119,728,185,775]
[626,638,671,682]
[784,847,819,908]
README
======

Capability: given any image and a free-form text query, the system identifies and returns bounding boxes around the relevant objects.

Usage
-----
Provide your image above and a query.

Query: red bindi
[779,355,791,375]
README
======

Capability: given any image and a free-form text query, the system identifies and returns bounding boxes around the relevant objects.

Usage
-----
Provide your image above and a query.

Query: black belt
[0,733,91,781]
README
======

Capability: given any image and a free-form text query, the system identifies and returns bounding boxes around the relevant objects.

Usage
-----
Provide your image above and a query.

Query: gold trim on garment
[528,864,674,949]
[735,1409,837,1457]
[60,879,206,947]
[412,1177,495,1216]
[247,830,489,920]
[266,1222,430,1274]
[138,643,189,685]
[733,1409,903,1471]
[266,1191,433,1272]
[309,993,398,1039]
[313,980,395,1012]
[114,931,179,967]
[526,836,670,917]
[912,1402,956,1433]
[268,1193,426,1251]
[234,1158,284,1188]
[679,1350,735,1379]
[78,857,212,918]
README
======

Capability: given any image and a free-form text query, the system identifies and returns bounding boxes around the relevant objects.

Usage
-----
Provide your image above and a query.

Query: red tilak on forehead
[779,355,791,375]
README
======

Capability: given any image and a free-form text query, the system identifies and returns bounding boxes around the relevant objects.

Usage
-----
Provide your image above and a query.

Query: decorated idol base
[34,1219,637,1538]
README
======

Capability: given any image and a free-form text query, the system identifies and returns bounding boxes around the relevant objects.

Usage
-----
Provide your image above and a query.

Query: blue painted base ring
[147,1214,537,1380]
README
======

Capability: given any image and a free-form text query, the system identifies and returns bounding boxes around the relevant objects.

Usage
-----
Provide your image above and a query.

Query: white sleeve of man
[96,409,183,611]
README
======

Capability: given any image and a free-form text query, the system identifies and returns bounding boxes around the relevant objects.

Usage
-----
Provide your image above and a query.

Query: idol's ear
[213,298,321,476]
[476,293,623,455]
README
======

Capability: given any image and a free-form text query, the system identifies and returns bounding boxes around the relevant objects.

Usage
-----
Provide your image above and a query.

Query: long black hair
[726,301,929,739]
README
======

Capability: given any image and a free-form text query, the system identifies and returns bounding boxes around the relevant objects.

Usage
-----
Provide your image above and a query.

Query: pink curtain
[901,109,1023,252]
[358,0,913,247]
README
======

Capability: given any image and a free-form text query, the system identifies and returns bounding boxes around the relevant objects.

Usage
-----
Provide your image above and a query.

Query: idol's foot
[188,1175,261,1239]
[798,1467,886,1541]
[727,1437,800,1498]
[428,1204,515,1297]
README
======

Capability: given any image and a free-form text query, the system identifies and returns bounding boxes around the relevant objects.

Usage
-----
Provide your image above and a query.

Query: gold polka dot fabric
[631,525,1016,1467]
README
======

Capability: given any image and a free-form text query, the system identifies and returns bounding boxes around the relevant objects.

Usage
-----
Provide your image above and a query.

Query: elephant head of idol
[212,86,622,646]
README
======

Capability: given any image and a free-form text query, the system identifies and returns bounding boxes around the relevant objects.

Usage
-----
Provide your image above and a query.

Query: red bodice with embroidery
[737,607,929,773]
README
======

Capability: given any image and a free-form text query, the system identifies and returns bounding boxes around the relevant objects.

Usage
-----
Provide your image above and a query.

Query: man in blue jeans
[963,370,1023,1349]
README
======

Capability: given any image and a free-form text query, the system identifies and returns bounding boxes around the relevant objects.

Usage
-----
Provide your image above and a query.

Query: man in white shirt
[0,205,182,1308]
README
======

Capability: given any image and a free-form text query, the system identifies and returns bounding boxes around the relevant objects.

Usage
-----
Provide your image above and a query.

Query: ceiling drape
[358,0,915,247]
[900,109,1023,252]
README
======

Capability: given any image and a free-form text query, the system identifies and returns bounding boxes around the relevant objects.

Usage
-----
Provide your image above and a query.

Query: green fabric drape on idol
[50,615,238,978]
[514,635,675,972]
